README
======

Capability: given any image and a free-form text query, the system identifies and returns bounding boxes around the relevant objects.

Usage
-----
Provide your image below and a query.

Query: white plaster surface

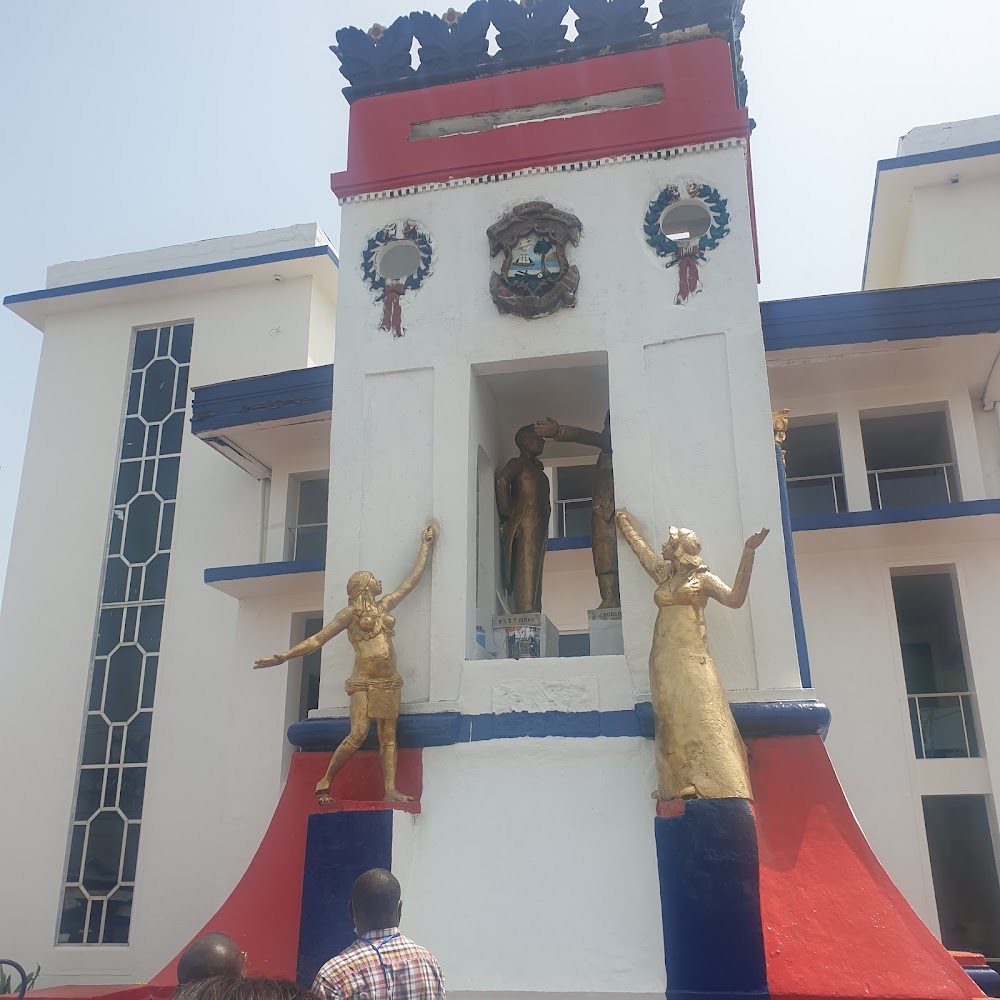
[392,739,665,995]
[898,116,1000,156]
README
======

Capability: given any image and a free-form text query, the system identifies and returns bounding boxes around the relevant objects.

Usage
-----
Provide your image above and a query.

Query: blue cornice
[877,139,1000,174]
[204,558,325,585]
[288,699,831,750]
[191,364,333,435]
[547,535,592,551]
[760,278,1000,352]
[791,498,1000,532]
[3,245,339,307]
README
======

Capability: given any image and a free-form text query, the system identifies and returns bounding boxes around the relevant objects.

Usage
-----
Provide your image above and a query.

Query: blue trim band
[288,700,830,750]
[877,139,1000,173]
[791,498,1000,532]
[3,245,339,307]
[962,966,1000,997]
[204,559,325,585]
[760,277,1000,352]
[192,364,333,435]
[775,444,812,688]
[546,535,592,551]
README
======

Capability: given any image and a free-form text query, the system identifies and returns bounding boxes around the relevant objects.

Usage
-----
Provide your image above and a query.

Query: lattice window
[58,322,192,945]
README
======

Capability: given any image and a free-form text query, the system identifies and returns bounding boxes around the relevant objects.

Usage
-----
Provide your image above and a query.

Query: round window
[659,201,712,241]
[376,240,423,281]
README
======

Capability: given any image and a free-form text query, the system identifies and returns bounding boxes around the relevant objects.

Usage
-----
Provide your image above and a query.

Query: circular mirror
[376,241,423,281]
[659,201,712,241]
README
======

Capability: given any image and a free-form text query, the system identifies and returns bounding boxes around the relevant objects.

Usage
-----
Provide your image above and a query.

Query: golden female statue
[615,510,768,801]
[254,524,438,805]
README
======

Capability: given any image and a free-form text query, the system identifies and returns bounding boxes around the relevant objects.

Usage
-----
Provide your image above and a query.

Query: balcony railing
[868,463,957,510]
[554,497,592,539]
[787,473,847,517]
[908,691,979,759]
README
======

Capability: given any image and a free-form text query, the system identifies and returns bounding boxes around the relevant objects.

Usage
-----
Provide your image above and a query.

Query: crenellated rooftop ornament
[330,0,747,106]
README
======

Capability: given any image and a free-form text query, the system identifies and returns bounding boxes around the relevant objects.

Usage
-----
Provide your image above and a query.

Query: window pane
[562,500,592,538]
[557,464,595,501]
[875,467,951,509]
[297,478,329,526]
[919,696,969,758]
[558,633,591,657]
[294,525,328,562]
[787,478,840,517]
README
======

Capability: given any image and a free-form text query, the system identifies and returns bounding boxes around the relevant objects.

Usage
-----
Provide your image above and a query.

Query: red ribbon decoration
[379,284,406,337]
[674,246,702,305]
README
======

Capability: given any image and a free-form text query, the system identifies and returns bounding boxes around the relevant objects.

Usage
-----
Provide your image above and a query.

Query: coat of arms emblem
[487,202,583,319]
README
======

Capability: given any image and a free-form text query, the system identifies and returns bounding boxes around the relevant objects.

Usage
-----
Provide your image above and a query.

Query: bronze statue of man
[535,411,619,609]
[496,425,551,614]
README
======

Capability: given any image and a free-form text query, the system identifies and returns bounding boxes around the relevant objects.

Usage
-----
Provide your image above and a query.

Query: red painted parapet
[331,41,749,201]
[751,736,984,1000]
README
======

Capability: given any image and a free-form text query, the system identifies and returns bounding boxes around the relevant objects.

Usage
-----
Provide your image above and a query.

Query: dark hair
[174,977,319,1000]
[351,868,401,930]
[177,934,245,985]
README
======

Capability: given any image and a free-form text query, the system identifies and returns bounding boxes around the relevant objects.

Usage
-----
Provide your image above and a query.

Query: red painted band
[331,41,749,200]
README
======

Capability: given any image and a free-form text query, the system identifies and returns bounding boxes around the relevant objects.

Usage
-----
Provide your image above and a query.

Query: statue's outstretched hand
[534,417,561,439]
[745,528,770,550]
[423,523,439,544]
[254,654,286,670]
[615,508,630,527]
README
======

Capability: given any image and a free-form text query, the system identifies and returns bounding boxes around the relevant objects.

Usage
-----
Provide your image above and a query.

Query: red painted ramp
[149,750,421,986]
[749,735,983,1000]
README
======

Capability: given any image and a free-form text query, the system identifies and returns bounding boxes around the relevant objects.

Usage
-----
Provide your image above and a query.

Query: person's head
[346,570,382,607]
[176,933,246,986]
[349,868,402,935]
[514,425,544,457]
[174,976,318,1000]
[661,526,704,572]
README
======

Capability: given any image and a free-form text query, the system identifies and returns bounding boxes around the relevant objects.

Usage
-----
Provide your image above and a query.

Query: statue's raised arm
[382,523,439,611]
[615,509,663,580]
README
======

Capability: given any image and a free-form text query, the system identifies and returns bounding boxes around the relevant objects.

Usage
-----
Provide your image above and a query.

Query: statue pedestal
[588,608,624,655]
[492,613,559,659]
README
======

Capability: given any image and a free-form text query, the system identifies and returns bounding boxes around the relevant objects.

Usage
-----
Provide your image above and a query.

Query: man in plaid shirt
[313,869,445,1000]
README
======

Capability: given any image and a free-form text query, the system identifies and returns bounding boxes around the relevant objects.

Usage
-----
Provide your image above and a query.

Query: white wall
[326,142,801,716]
[897,176,1000,288]
[0,269,333,984]
[394,738,665,996]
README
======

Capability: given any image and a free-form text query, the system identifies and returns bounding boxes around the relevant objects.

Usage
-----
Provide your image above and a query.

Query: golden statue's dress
[616,510,768,801]
[255,524,437,804]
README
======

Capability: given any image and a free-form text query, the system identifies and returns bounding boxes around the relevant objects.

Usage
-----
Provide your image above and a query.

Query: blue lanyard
[360,933,401,998]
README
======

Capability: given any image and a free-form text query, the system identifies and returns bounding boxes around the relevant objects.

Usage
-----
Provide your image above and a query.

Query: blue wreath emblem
[361,222,434,298]
[643,184,731,267]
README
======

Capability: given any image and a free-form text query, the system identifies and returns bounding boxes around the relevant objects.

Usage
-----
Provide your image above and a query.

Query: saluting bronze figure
[535,412,618,609]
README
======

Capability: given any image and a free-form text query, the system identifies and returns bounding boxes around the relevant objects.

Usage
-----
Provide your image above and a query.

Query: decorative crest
[487,202,583,319]
[361,221,435,338]
[488,0,571,67]
[331,16,415,91]
[573,0,653,51]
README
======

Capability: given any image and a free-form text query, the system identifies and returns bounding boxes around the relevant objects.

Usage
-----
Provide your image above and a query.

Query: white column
[947,391,986,501]
[838,409,872,512]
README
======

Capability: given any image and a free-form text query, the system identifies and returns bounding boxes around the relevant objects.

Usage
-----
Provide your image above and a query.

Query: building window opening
[60,321,193,946]
[783,418,846,517]
[288,474,329,562]
[861,409,959,510]
[923,795,1000,959]
[299,614,324,719]
[891,571,978,759]
[552,462,596,539]
[558,632,591,658]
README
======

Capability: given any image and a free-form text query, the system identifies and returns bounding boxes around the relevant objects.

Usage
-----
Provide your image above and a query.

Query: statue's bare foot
[315,780,334,806]
[384,789,413,803]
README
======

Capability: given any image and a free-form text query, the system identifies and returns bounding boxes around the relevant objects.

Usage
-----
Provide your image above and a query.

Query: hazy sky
[1,0,999,595]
